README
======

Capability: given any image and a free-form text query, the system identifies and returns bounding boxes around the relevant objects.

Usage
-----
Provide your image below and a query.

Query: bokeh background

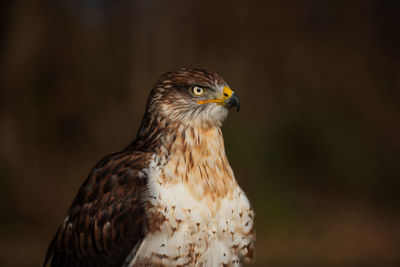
[1,1,399,266]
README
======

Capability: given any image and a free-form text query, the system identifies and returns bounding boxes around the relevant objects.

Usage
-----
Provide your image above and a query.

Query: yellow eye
[192,86,206,96]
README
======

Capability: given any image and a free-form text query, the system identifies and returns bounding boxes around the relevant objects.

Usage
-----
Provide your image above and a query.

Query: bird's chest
[131,129,254,266]
[134,182,254,266]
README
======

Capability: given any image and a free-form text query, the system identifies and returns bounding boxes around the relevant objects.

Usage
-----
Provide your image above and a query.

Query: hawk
[44,68,255,266]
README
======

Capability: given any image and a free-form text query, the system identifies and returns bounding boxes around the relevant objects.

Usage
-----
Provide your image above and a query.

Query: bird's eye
[192,86,206,96]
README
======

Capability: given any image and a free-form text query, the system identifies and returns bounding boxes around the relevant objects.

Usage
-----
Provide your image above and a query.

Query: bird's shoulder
[44,149,154,267]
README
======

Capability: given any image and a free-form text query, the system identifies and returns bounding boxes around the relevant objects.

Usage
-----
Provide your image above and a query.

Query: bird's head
[145,68,240,128]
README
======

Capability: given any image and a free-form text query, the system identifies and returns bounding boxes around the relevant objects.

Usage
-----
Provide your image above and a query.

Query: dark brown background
[1,1,399,266]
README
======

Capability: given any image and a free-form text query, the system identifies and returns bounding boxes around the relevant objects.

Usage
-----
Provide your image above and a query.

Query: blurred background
[1,1,399,266]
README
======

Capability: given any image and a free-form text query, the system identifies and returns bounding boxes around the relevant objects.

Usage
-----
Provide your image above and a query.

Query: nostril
[224,93,229,97]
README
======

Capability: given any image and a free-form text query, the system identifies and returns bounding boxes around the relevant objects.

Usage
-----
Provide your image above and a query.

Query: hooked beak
[196,86,240,112]
[224,91,240,112]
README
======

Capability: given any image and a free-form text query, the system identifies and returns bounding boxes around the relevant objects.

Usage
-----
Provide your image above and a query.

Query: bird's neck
[154,123,237,201]
[127,113,237,200]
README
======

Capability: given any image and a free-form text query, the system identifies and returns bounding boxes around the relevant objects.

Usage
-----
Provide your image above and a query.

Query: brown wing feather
[44,150,152,267]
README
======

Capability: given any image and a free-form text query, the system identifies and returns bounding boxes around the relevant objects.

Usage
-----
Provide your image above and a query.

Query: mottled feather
[44,68,254,267]
[44,150,152,267]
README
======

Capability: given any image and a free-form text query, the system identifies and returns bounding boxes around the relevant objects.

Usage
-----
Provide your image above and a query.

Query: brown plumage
[44,151,151,266]
[44,68,253,267]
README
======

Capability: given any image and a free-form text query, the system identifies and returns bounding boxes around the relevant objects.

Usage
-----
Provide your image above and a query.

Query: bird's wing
[44,150,152,267]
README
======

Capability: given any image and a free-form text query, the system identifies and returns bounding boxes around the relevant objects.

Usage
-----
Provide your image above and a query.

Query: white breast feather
[129,128,255,266]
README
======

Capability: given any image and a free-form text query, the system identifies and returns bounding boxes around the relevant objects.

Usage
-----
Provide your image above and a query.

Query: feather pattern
[44,68,255,267]
[44,150,152,267]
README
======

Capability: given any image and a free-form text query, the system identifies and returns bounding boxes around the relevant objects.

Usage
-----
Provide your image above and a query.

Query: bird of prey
[44,68,255,266]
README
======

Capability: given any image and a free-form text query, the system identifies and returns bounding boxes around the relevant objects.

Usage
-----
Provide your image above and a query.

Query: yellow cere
[197,86,233,105]
[222,86,233,99]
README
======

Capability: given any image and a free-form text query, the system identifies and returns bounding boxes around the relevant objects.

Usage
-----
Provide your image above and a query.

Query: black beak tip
[232,92,240,112]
